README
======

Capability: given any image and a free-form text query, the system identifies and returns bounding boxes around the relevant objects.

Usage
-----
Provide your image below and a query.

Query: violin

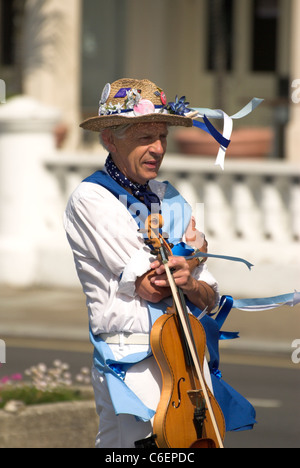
[143,213,226,449]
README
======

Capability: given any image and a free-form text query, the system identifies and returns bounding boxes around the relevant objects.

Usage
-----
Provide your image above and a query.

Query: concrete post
[0,96,61,285]
[22,0,82,150]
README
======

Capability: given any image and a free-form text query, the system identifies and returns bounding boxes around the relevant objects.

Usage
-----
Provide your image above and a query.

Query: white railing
[46,152,300,243]
[44,152,300,296]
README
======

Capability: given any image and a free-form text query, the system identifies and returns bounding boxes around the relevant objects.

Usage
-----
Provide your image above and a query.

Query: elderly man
[64,78,256,448]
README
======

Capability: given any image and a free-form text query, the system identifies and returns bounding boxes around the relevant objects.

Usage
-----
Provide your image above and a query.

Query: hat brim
[80,113,193,132]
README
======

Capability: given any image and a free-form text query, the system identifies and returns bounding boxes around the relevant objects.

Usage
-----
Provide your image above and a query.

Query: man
[64,78,256,448]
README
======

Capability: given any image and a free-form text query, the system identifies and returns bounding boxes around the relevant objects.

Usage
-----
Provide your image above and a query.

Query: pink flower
[11,374,22,381]
[0,376,10,384]
[134,99,155,116]
[0,374,22,384]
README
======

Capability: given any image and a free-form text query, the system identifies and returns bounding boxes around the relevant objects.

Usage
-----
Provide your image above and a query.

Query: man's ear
[101,129,116,153]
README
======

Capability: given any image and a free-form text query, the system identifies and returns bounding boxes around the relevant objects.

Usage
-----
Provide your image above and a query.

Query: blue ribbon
[212,368,223,380]
[214,296,239,341]
[203,115,231,148]
[171,242,254,271]
[171,242,194,257]
[232,291,300,311]
[192,117,231,148]
[104,105,164,116]
[190,251,254,271]
[192,98,264,121]
[214,296,234,328]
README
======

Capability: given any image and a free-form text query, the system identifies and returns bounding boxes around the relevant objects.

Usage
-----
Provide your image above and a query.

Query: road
[1,337,299,449]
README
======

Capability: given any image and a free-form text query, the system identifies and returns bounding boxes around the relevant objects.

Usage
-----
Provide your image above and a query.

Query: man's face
[108,123,168,185]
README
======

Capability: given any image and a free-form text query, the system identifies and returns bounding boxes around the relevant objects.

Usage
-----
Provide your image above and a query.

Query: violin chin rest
[189,438,217,449]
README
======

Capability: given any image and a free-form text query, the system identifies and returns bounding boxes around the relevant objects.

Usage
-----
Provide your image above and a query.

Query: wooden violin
[143,213,226,449]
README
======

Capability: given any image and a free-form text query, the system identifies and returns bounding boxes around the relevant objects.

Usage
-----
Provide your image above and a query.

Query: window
[81,0,127,112]
[0,0,15,65]
[252,0,279,72]
[207,0,234,71]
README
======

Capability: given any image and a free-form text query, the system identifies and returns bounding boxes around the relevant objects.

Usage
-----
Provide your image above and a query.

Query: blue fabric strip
[203,115,231,148]
[103,105,164,116]
[192,98,264,121]
[192,119,212,135]
[233,291,300,311]
[215,296,239,341]
[171,242,254,271]
[215,296,234,329]
[90,325,155,422]
[192,118,231,148]
[230,98,264,120]
[187,249,254,271]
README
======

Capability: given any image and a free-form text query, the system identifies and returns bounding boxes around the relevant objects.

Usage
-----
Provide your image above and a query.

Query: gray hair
[99,124,133,150]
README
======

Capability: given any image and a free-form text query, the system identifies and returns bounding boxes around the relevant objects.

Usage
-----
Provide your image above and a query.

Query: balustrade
[0,146,298,293]
[45,154,300,248]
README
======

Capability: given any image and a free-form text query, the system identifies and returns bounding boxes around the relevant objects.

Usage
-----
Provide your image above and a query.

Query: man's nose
[150,139,165,155]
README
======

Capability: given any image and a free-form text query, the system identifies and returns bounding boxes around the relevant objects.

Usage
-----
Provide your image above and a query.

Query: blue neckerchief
[105,155,161,212]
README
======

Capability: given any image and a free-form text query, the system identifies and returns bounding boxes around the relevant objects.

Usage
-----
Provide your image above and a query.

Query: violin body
[151,312,226,449]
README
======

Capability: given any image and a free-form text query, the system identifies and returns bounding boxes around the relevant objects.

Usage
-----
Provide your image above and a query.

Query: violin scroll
[140,214,173,256]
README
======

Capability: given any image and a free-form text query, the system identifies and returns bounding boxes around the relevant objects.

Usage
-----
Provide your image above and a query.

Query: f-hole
[172,378,185,409]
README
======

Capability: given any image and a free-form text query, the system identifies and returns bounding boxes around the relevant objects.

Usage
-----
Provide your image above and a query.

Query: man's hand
[136,256,216,312]
[136,257,192,304]
[185,216,208,263]
[150,256,194,292]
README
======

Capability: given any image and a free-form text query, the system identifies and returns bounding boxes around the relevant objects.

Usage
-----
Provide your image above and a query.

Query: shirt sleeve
[64,184,153,286]
[192,263,220,309]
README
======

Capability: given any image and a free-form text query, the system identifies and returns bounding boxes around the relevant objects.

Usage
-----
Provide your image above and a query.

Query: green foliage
[0,385,82,409]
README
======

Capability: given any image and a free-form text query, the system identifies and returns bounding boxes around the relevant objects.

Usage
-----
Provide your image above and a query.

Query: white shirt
[64,177,219,336]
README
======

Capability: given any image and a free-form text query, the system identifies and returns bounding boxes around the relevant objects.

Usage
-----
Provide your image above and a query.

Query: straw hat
[80,78,194,132]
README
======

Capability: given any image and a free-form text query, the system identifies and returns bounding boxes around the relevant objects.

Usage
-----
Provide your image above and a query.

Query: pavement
[0,285,299,355]
[0,286,89,342]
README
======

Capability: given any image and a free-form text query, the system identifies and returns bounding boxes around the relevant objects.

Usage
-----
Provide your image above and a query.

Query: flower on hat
[99,101,124,116]
[125,89,141,109]
[166,95,191,116]
[99,88,143,116]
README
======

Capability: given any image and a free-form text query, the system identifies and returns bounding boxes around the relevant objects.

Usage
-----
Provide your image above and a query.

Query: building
[0,0,299,161]
[0,0,299,296]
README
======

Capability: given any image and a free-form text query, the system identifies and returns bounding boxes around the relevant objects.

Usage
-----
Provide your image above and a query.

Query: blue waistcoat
[83,170,256,432]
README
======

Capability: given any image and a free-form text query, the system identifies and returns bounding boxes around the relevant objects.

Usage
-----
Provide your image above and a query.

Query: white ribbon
[191,98,264,170]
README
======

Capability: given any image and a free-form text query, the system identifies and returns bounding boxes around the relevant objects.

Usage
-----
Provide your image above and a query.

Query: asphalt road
[1,338,299,449]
